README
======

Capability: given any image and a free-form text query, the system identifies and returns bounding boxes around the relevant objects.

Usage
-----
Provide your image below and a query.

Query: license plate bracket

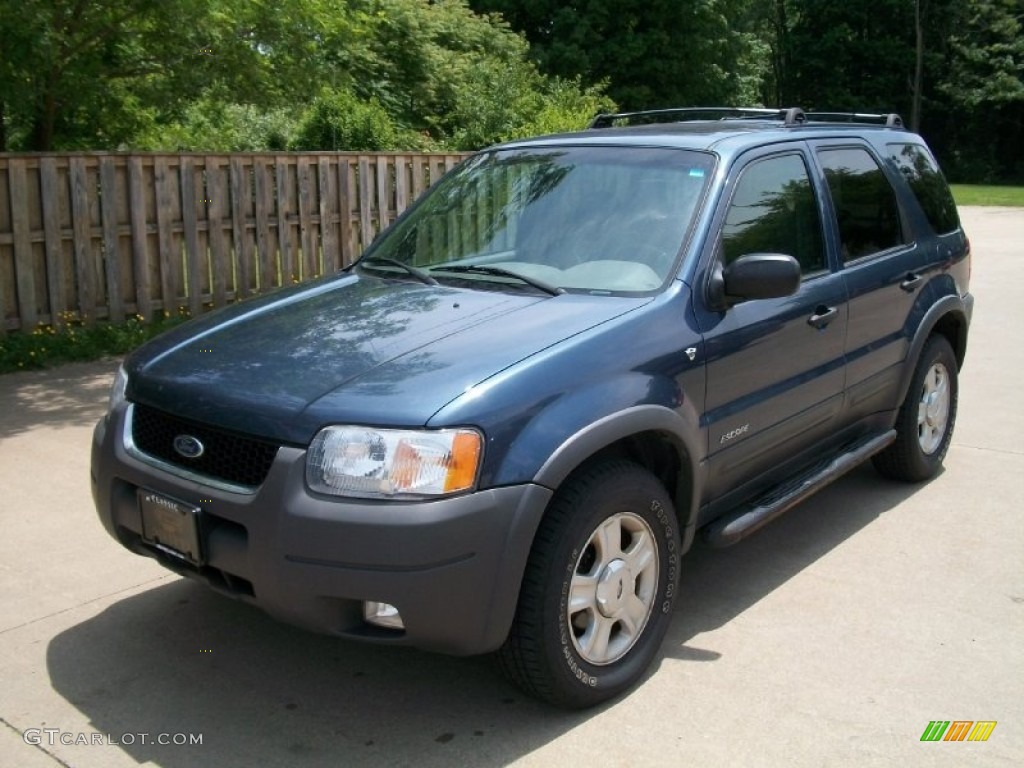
[138,490,203,566]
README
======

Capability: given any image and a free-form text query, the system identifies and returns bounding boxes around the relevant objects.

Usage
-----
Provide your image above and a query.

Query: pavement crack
[1,716,74,768]
[0,575,175,636]
[954,443,1024,457]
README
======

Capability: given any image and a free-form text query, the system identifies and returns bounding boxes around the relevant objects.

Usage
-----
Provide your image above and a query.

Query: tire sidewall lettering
[555,493,680,689]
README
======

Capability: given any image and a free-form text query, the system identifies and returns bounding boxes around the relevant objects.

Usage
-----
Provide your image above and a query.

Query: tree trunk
[912,0,925,132]
[774,0,789,106]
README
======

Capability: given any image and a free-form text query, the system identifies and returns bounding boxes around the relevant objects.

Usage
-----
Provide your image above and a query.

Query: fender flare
[895,293,972,406]
[533,404,704,552]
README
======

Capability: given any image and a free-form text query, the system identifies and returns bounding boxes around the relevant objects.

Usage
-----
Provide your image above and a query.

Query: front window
[721,153,826,275]
[360,146,714,294]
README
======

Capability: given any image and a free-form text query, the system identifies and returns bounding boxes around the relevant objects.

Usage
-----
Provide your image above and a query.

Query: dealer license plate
[138,490,203,566]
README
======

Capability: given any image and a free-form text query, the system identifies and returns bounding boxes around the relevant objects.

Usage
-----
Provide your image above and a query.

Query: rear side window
[887,143,960,235]
[722,153,825,274]
[818,147,906,262]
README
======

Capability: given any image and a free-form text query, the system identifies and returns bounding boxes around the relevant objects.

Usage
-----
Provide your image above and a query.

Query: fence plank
[338,158,354,268]
[179,158,202,316]
[275,158,294,286]
[153,157,177,316]
[8,160,38,330]
[318,157,337,274]
[99,157,124,324]
[358,156,373,250]
[229,157,252,300]
[395,154,409,218]
[68,158,96,323]
[126,157,152,320]
[412,156,426,200]
[297,156,316,280]
[206,156,228,307]
[38,158,65,327]
[253,158,274,292]
[376,156,390,233]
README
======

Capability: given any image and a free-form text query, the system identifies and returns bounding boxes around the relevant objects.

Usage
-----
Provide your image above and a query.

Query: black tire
[873,334,958,482]
[497,460,681,708]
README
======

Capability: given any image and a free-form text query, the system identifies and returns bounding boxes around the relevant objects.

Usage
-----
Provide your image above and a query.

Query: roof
[499,107,915,154]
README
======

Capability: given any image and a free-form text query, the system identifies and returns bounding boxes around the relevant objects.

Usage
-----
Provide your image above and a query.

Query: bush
[290,89,419,151]
[135,99,300,152]
[0,311,190,375]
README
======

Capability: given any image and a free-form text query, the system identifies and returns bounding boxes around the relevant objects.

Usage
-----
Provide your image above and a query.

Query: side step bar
[703,430,897,547]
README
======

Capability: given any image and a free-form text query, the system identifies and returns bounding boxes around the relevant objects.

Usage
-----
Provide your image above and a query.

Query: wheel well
[571,431,694,544]
[931,312,967,369]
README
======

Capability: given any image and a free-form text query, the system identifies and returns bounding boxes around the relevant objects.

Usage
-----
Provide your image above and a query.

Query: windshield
[360,146,714,295]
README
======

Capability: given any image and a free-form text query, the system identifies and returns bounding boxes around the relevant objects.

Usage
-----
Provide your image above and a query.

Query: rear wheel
[498,460,680,708]
[873,334,958,481]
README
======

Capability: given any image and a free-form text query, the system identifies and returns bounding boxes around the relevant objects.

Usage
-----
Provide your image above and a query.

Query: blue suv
[91,107,972,708]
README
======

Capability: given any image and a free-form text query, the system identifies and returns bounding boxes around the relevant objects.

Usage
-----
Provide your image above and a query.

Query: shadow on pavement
[0,359,119,438]
[46,464,925,767]
[662,463,930,660]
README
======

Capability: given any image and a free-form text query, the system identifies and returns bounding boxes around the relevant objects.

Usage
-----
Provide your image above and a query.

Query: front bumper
[90,405,552,655]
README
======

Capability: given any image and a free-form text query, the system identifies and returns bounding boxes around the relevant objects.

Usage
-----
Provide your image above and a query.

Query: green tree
[357,0,610,149]
[468,0,769,109]
[0,0,369,151]
[934,0,1024,181]
[290,88,413,151]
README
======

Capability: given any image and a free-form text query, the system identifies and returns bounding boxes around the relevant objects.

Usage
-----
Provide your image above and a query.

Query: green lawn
[950,184,1024,207]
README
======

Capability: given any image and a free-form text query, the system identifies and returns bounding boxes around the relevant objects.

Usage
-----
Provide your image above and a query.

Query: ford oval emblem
[173,434,205,459]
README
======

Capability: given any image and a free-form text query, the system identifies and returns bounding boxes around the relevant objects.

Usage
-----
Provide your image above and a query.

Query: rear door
[809,140,925,422]
[696,143,848,510]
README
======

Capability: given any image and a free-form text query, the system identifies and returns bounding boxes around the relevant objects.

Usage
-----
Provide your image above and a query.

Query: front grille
[130,404,279,488]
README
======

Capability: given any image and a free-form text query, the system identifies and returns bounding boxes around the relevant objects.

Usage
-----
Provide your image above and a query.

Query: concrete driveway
[1,207,1021,767]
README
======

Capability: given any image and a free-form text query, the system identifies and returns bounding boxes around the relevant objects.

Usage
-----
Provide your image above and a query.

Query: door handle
[807,305,838,329]
[900,273,922,292]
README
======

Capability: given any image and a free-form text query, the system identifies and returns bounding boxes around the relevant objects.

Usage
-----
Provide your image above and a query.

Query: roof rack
[588,107,904,130]
[804,111,904,127]
[588,107,807,129]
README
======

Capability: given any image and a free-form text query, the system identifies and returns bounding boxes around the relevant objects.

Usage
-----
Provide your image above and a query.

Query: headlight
[306,426,483,499]
[108,364,128,412]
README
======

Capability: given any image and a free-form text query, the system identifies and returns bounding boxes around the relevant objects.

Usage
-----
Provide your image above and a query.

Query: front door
[696,145,848,510]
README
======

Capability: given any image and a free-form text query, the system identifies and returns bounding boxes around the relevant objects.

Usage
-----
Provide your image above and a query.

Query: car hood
[126,274,648,445]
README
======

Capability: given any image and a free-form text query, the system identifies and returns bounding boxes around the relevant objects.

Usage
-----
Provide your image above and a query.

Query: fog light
[364,601,404,630]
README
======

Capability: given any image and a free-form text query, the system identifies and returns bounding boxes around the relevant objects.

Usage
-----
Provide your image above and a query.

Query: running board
[703,430,897,547]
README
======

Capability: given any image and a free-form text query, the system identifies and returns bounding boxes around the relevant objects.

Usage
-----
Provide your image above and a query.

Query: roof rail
[804,111,904,127]
[589,107,807,129]
[588,107,905,130]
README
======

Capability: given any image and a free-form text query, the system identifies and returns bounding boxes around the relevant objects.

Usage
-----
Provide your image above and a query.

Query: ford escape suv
[92,107,972,708]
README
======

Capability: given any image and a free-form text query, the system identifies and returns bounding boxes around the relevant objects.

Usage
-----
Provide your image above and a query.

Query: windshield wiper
[430,265,565,296]
[358,257,439,286]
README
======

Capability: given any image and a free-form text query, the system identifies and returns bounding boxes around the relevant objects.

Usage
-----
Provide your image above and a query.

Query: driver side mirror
[708,253,801,309]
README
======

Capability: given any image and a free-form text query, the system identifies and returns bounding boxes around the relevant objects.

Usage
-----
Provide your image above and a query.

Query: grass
[0,310,190,375]
[950,184,1024,207]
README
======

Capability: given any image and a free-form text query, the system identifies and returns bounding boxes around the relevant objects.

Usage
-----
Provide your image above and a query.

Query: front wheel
[497,461,680,708]
[873,334,959,481]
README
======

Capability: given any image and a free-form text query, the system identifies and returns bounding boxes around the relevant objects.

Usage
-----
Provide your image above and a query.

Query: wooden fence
[0,151,470,334]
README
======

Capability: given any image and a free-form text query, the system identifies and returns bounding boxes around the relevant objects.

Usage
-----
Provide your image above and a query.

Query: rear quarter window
[817,146,906,262]
[886,143,960,235]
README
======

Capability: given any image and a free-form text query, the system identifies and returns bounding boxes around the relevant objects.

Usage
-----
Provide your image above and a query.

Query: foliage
[2,0,1023,181]
[136,99,300,152]
[0,311,190,375]
[290,89,416,151]
[468,0,769,109]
